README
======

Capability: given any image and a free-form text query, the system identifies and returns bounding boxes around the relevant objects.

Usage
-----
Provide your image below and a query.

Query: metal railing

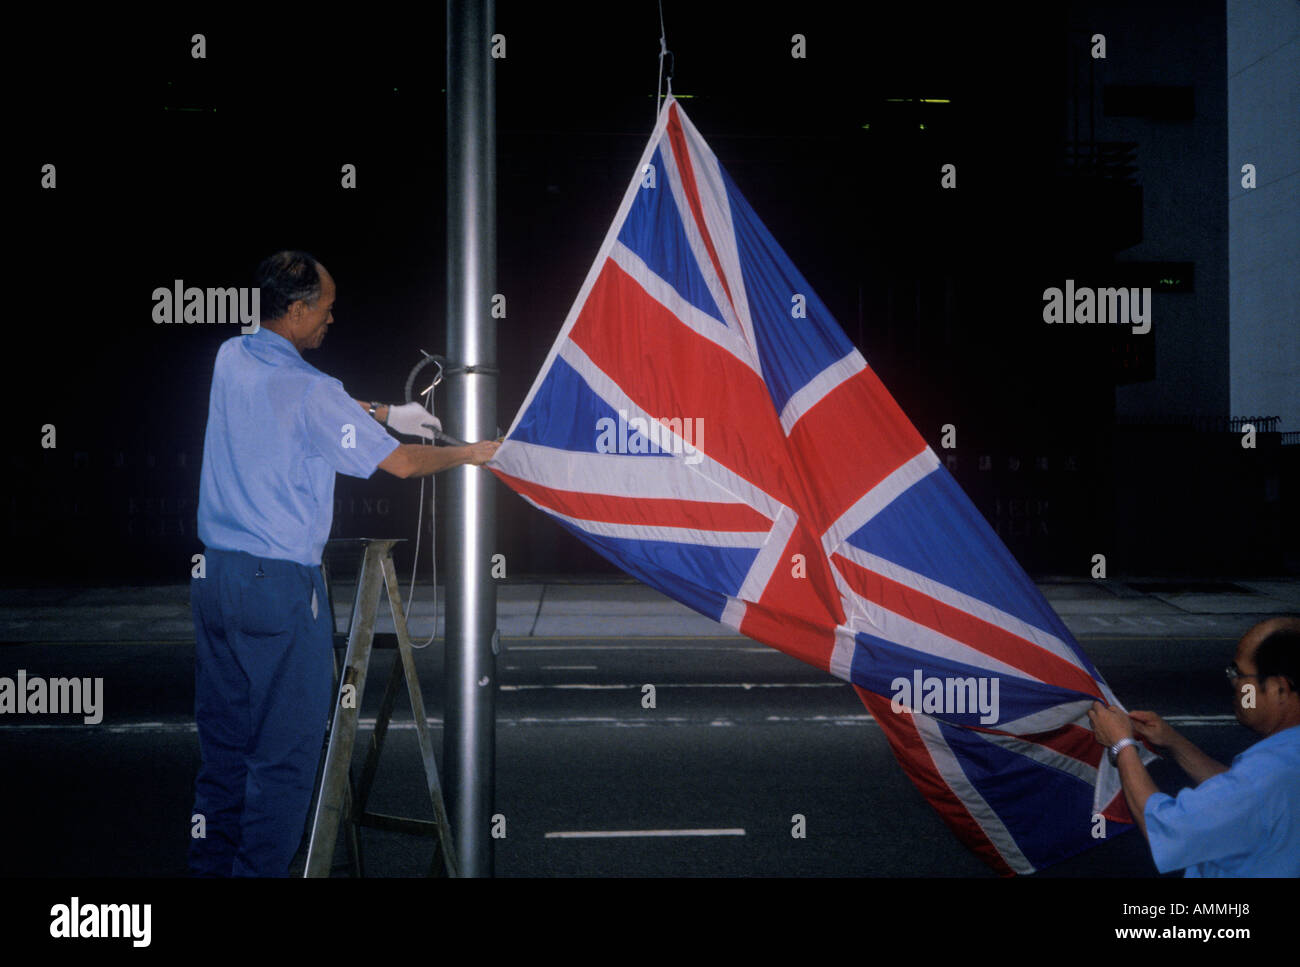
[1115,413,1281,434]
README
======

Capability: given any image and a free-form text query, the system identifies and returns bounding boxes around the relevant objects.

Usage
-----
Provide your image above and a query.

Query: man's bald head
[1233,617,1300,736]
[255,250,335,353]
[1240,616,1300,655]
[256,250,325,322]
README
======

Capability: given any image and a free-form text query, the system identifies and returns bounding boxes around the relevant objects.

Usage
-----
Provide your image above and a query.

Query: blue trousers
[188,548,334,877]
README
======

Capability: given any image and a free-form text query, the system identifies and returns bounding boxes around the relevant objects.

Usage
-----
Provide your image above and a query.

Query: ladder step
[332,632,409,650]
[358,812,439,836]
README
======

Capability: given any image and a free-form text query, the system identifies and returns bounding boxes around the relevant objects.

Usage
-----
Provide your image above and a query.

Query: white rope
[406,379,440,650]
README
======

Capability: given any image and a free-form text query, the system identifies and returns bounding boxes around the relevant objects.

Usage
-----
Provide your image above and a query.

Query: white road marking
[545,828,745,839]
[1165,714,1240,725]
[0,713,1239,734]
[506,643,769,651]
[499,682,843,691]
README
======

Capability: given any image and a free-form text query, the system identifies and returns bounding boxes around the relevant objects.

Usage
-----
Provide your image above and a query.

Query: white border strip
[719,595,748,630]
[779,351,866,435]
[830,625,858,682]
[735,508,797,603]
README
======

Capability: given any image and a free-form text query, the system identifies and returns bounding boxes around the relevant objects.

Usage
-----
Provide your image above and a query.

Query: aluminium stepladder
[302,538,458,877]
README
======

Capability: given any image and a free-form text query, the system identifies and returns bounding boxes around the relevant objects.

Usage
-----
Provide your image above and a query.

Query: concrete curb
[0,577,1295,643]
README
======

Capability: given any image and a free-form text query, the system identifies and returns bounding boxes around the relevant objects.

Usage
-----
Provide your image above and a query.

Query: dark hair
[255,250,322,322]
[1255,629,1300,692]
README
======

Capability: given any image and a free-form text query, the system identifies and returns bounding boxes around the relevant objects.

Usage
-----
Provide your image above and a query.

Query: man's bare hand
[1129,709,1177,749]
[464,440,499,466]
[380,440,497,479]
[1088,701,1134,747]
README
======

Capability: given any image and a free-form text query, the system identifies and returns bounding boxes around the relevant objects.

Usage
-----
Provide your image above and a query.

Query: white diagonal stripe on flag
[821,448,941,553]
[557,340,792,522]
[841,588,1046,684]
[981,699,1098,736]
[672,107,761,364]
[834,542,1087,673]
[608,240,760,375]
[494,440,744,505]
[656,127,748,344]
[911,712,1035,875]
[973,729,1099,786]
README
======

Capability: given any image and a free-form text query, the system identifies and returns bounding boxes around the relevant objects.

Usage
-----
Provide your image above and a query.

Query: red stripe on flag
[666,103,735,310]
[854,686,1018,877]
[1015,722,1105,768]
[834,552,1105,698]
[492,469,773,533]
[737,520,844,670]
[737,605,840,674]
[787,367,929,534]
[1101,788,1135,826]
[571,260,796,505]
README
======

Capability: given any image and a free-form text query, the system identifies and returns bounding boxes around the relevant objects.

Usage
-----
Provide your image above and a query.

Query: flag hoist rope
[657,0,673,120]
[401,350,451,649]
[399,350,498,649]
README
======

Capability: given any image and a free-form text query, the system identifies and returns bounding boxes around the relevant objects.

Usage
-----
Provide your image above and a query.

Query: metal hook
[419,358,445,398]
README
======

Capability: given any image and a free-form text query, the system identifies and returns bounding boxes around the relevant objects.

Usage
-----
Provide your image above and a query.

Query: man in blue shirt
[190,250,497,877]
[1089,617,1300,876]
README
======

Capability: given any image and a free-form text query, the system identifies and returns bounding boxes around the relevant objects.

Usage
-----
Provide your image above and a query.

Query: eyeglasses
[1226,664,1299,690]
[1224,663,1256,682]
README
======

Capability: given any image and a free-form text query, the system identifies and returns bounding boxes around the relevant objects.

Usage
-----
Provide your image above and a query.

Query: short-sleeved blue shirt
[1144,723,1300,877]
[197,327,399,566]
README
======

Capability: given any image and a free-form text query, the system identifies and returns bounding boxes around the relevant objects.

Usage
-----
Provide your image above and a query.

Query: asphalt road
[0,632,1252,877]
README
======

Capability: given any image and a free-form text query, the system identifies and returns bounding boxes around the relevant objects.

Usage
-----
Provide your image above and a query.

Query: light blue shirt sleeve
[1143,758,1268,874]
[302,378,399,478]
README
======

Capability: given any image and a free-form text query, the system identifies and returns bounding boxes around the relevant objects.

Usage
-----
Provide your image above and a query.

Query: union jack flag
[492,97,1146,874]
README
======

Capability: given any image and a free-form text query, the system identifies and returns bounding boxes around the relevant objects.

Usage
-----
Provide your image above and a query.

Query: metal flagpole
[444,0,497,877]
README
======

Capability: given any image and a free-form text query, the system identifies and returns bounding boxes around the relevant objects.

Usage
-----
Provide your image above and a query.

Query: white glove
[386,401,442,441]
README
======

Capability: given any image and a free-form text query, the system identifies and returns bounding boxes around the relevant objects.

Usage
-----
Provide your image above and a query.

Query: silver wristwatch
[1108,737,1139,765]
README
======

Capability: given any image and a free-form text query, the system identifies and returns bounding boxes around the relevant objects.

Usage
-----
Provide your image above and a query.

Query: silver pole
[445,0,497,877]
